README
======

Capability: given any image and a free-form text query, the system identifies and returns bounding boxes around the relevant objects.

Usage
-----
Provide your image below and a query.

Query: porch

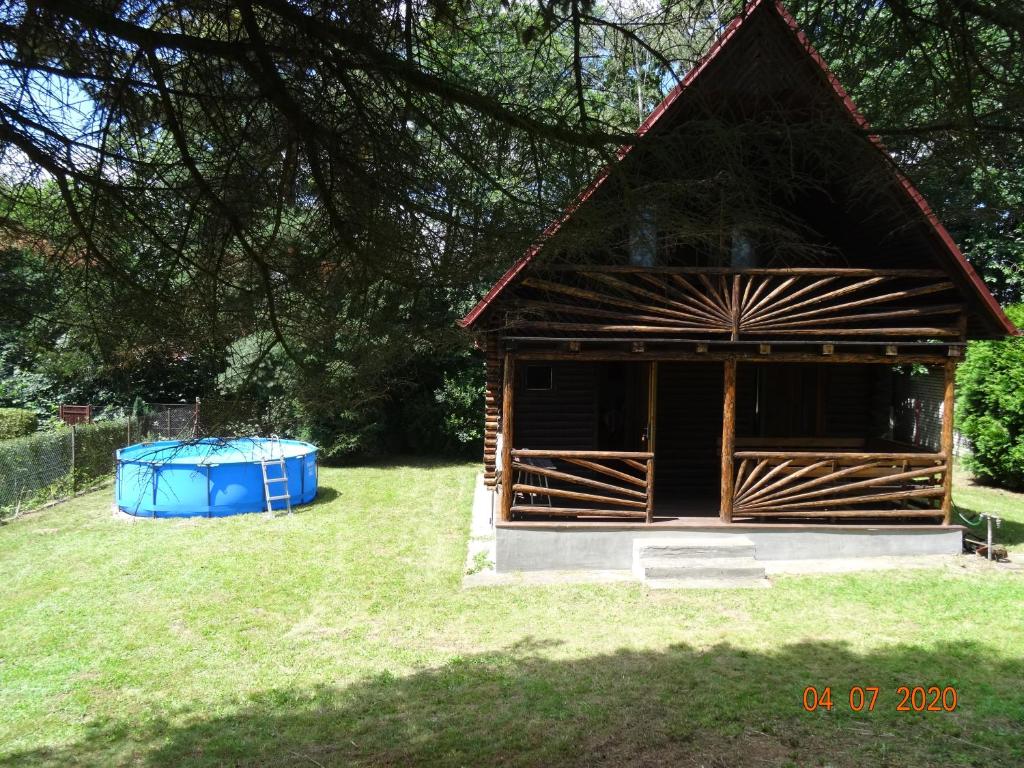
[497,354,958,527]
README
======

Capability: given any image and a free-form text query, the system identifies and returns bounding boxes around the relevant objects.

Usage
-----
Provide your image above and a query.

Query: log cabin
[459,0,1018,572]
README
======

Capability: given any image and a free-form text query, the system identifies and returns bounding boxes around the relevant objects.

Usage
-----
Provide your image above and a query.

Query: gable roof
[459,0,1017,338]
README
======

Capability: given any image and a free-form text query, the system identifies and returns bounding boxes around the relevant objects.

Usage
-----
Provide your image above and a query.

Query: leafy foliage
[0,407,37,439]
[217,336,483,459]
[0,428,71,512]
[0,419,130,515]
[73,420,132,487]
[957,305,1024,489]
[399,352,485,456]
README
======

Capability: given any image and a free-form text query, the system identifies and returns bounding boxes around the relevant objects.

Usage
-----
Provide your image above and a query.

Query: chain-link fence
[0,418,133,519]
[139,399,267,440]
[0,399,274,520]
[139,402,200,440]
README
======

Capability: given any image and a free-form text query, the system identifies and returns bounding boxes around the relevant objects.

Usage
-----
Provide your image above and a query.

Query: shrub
[957,304,1024,490]
[0,419,130,515]
[0,407,38,439]
[0,429,72,512]
[73,420,131,486]
[400,353,484,456]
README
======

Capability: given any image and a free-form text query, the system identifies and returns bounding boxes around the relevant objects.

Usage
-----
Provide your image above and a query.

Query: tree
[1,0,1022,455]
[957,304,1024,489]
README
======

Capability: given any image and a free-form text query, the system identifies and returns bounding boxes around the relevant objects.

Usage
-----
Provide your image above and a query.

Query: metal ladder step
[260,435,292,514]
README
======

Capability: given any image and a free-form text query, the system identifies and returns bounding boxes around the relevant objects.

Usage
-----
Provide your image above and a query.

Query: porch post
[646,361,658,524]
[720,358,737,523]
[500,352,515,522]
[940,359,956,526]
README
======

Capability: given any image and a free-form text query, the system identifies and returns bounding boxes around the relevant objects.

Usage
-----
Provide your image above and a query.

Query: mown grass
[1,459,1022,767]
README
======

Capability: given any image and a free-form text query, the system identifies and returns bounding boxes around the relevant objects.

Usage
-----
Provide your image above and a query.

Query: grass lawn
[1,459,1023,767]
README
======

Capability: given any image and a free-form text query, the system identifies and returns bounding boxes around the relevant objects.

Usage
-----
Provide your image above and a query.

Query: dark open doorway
[596,362,648,452]
[654,362,724,516]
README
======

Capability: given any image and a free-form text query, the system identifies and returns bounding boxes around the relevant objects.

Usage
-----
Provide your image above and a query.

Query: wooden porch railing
[731,451,947,520]
[509,449,654,521]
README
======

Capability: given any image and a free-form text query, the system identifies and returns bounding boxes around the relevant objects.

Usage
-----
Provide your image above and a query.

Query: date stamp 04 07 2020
[802,686,959,713]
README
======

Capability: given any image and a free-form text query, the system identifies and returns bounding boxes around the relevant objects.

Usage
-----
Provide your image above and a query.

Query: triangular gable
[459,0,1017,338]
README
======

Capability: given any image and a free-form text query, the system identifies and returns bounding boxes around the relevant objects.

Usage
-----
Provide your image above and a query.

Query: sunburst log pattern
[508,267,962,338]
[731,451,947,519]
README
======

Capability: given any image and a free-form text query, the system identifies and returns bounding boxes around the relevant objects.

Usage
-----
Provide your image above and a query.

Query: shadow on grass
[6,640,1023,767]
[304,485,341,507]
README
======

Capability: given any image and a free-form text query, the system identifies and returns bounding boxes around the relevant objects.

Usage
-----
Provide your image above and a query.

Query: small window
[730,227,757,268]
[629,205,657,266]
[525,365,553,391]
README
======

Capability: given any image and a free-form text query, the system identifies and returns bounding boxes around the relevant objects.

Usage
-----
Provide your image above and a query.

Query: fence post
[70,425,77,494]
[127,415,131,446]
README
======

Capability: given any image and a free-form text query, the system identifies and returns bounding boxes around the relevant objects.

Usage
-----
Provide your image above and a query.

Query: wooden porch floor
[649,494,720,521]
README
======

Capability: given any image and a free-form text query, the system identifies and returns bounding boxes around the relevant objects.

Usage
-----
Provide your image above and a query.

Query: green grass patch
[1,459,1022,767]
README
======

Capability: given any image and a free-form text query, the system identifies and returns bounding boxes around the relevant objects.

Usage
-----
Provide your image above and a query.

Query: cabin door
[654,362,724,516]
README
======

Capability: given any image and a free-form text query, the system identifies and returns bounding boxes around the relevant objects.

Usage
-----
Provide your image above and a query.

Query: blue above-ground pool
[116,437,318,517]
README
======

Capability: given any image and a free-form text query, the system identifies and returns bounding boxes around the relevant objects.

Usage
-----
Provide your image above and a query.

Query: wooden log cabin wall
[462,0,1018,527]
[482,336,500,488]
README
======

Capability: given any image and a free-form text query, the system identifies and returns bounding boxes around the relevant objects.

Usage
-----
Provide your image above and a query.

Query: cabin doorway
[654,362,724,516]
[596,362,649,453]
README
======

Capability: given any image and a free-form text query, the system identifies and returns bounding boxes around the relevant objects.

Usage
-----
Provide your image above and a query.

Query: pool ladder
[260,436,292,515]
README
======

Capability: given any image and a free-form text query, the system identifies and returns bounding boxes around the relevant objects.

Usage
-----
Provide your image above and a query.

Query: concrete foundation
[496,523,964,572]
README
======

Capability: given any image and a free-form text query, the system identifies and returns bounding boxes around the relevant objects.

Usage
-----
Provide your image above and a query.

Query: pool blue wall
[116,439,318,517]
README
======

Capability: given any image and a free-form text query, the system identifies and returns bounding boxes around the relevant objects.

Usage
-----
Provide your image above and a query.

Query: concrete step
[638,556,766,581]
[633,536,756,561]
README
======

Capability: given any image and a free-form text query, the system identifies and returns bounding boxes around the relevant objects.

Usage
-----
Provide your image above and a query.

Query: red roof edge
[460,0,1018,337]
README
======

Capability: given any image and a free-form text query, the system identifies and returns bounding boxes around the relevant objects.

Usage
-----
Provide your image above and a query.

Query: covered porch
[496,345,958,528]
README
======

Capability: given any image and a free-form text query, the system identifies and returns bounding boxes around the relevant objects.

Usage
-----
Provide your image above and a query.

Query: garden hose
[955,503,985,527]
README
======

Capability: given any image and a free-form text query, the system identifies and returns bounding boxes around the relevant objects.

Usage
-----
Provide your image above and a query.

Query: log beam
[510,505,647,519]
[500,352,514,522]
[510,350,961,365]
[941,359,957,525]
[646,361,658,524]
[721,359,737,523]
[510,460,647,500]
[537,265,947,277]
